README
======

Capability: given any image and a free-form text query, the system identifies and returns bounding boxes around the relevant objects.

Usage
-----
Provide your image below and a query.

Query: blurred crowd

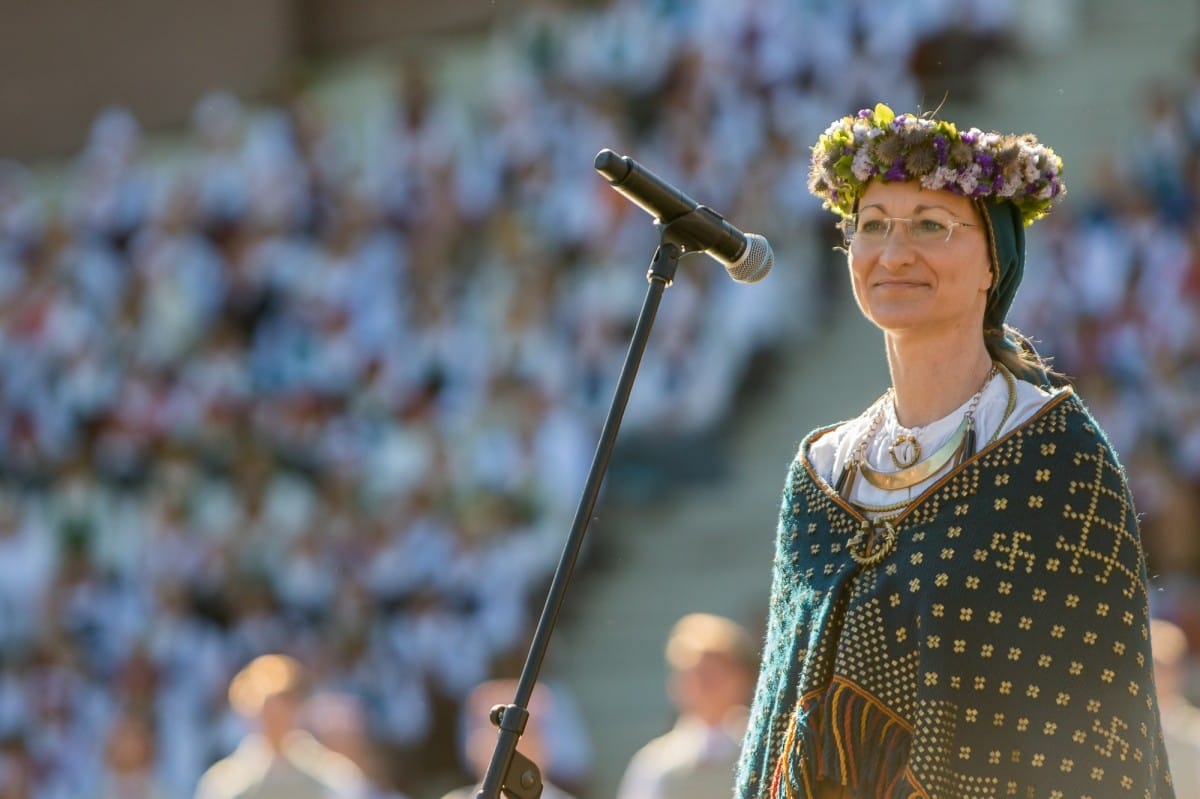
[1009,46,1200,587]
[1,0,1196,797]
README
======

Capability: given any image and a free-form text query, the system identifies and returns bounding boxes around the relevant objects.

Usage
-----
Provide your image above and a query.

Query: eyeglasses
[841,215,979,248]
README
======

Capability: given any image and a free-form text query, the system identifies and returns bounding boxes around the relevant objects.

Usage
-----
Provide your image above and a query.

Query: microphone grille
[725,234,773,284]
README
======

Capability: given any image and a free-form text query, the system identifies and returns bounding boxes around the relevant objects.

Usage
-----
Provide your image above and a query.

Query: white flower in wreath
[851,148,875,181]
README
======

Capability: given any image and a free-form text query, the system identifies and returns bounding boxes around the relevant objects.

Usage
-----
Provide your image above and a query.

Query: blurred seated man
[1152,618,1200,795]
[616,612,757,799]
[194,653,366,799]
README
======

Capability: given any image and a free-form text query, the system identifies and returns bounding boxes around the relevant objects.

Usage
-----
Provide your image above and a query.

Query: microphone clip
[656,206,734,257]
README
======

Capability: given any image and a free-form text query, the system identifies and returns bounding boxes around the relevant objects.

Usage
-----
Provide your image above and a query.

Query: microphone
[594,148,772,284]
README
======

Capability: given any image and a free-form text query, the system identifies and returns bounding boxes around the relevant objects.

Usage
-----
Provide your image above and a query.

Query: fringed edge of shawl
[769,677,921,798]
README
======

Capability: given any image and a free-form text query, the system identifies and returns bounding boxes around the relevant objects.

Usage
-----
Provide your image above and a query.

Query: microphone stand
[475,214,705,799]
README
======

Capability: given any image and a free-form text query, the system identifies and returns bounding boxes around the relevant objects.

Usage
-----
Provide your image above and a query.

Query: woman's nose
[877,228,918,268]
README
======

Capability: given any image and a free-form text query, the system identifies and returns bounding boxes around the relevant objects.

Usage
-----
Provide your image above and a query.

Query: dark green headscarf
[981,199,1025,330]
[979,198,1056,386]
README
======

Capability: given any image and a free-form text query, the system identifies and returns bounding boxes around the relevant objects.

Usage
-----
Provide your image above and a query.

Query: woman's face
[847,181,992,339]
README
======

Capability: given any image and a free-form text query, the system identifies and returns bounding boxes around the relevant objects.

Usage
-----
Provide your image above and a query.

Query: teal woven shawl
[736,391,1175,798]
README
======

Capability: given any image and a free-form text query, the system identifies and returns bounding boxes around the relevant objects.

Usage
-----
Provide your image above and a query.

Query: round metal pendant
[888,434,921,468]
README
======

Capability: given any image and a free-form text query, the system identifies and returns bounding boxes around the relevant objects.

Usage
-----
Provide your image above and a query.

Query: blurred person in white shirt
[193,654,366,799]
[617,613,757,799]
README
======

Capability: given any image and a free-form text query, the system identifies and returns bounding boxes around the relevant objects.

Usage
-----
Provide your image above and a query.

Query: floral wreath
[808,104,1066,226]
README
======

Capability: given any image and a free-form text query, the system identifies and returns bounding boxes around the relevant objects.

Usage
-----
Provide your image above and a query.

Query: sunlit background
[1,1,1198,797]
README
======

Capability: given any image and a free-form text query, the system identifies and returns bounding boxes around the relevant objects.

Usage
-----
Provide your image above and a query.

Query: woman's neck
[885,334,993,428]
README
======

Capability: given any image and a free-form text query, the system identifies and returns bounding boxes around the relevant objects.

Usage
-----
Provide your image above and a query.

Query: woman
[735,105,1175,798]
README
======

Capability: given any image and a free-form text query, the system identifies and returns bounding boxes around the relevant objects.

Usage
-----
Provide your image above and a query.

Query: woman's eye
[858,219,887,234]
[916,218,949,235]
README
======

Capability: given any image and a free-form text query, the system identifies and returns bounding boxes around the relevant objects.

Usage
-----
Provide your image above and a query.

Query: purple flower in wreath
[933,135,949,165]
[885,159,908,183]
